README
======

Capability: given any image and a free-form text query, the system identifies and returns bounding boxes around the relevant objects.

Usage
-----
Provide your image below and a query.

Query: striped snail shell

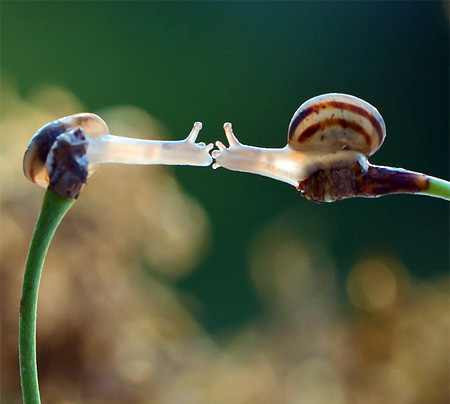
[288,93,386,156]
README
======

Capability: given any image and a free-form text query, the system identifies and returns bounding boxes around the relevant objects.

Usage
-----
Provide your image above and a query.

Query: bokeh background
[1,2,448,404]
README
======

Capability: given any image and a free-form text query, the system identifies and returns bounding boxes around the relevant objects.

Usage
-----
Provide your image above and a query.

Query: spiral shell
[23,113,108,187]
[287,93,386,156]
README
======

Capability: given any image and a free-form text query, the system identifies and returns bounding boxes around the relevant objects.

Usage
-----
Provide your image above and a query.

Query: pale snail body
[212,93,386,187]
[24,113,213,197]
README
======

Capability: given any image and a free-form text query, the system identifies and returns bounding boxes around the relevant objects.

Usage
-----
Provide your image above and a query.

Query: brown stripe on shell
[289,100,384,146]
[296,118,373,151]
[288,106,316,140]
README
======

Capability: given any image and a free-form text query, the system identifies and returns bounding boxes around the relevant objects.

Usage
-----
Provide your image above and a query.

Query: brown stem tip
[297,163,429,203]
[47,129,89,200]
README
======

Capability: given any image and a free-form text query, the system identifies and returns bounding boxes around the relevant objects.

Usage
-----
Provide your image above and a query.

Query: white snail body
[24,113,213,198]
[212,93,386,188]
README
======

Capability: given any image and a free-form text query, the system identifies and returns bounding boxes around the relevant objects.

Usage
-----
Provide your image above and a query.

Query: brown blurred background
[1,2,449,404]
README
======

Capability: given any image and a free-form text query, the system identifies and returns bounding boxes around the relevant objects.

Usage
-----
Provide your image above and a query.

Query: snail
[24,113,213,199]
[213,93,446,202]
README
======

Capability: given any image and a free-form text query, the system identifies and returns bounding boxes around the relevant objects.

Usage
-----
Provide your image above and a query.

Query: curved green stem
[19,188,75,404]
[297,163,450,203]
[421,175,450,201]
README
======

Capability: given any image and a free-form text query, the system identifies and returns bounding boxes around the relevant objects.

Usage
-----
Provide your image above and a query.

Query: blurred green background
[1,2,449,403]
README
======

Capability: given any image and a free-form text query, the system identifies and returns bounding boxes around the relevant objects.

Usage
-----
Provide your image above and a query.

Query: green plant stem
[422,175,450,201]
[19,188,75,404]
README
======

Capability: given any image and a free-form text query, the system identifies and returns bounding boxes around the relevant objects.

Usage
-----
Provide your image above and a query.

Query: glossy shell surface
[288,93,386,156]
[23,113,108,187]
